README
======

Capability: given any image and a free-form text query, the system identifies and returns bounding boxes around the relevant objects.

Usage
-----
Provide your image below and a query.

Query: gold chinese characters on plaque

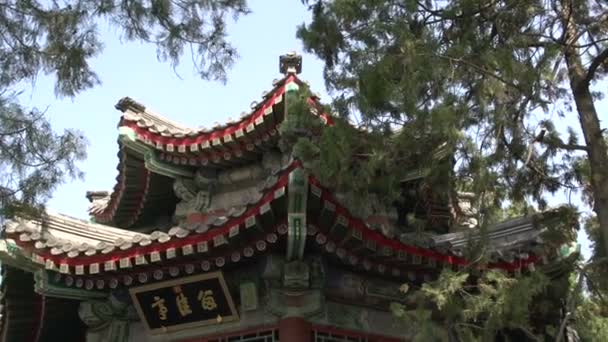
[129,271,238,334]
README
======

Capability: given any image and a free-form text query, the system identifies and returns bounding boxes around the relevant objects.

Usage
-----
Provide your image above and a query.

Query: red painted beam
[279,317,311,342]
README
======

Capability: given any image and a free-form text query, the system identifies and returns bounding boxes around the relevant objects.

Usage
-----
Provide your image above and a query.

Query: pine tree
[296,0,608,339]
[0,0,249,219]
[297,0,608,261]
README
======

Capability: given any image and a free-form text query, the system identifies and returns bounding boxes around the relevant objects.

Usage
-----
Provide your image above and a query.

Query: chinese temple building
[0,53,574,342]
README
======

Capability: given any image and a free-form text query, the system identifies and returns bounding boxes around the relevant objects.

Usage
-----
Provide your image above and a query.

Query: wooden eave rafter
[89,147,148,226]
[0,267,86,342]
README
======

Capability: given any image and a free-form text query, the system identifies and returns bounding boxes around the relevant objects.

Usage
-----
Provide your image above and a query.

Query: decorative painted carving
[34,270,107,300]
[194,190,211,211]
[334,192,399,238]
[287,168,308,260]
[309,256,325,289]
[194,168,217,188]
[143,150,194,178]
[452,192,479,231]
[283,261,309,289]
[117,129,195,179]
[263,254,326,319]
[261,151,284,172]
[173,176,214,223]
[337,274,365,299]
[206,187,259,211]
[261,254,284,288]
[174,154,289,226]
[173,178,197,202]
[218,164,264,185]
[240,282,259,312]
[324,266,407,309]
[365,279,403,301]
[79,296,139,342]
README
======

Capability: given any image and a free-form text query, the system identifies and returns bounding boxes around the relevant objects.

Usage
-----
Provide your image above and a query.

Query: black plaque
[129,271,238,334]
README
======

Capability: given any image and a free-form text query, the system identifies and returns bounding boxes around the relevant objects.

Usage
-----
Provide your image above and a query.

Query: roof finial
[115,97,146,113]
[280,51,302,75]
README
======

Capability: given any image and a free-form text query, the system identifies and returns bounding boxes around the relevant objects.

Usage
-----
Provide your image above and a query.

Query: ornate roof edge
[4,163,561,285]
[117,75,294,147]
[5,211,148,248]
[33,270,106,300]
[86,74,307,225]
[4,161,296,274]
[0,239,40,273]
[306,173,544,272]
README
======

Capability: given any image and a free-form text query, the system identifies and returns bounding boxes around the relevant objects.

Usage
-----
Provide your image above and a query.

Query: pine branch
[556,258,607,342]
[426,54,526,93]
[544,139,589,152]
[580,271,608,306]
[581,47,608,87]
[525,129,546,166]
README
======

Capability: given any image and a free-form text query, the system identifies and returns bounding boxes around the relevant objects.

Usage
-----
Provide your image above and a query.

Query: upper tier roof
[86,74,322,228]
[116,75,295,165]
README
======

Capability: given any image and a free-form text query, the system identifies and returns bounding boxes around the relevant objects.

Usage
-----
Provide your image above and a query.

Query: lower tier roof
[1,160,565,292]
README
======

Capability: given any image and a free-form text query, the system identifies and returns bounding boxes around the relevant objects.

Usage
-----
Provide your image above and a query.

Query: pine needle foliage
[279,83,451,212]
[297,1,608,337]
[0,93,86,218]
[391,269,554,341]
[297,0,608,261]
[574,297,608,342]
[0,0,249,220]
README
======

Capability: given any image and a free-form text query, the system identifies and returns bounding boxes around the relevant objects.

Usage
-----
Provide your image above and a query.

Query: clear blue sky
[16,0,604,257]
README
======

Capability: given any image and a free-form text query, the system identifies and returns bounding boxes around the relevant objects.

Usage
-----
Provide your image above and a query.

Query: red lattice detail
[179,325,279,342]
[312,325,403,342]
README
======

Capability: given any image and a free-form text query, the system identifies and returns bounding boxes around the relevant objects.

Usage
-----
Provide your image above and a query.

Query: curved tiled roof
[86,74,308,226]
[4,161,552,292]
[306,175,542,274]
[5,161,295,276]
[116,75,296,166]
[5,211,148,256]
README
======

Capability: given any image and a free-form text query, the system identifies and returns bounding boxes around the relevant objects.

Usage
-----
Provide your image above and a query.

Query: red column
[279,317,311,342]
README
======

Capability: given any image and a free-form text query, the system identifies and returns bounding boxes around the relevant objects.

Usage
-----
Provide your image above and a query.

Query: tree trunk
[561,1,608,258]
[569,78,608,258]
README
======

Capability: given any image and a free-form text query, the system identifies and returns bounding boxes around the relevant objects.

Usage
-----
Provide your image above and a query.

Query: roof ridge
[137,109,191,132]
[118,75,292,137]
[117,96,192,133]
[36,210,147,239]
